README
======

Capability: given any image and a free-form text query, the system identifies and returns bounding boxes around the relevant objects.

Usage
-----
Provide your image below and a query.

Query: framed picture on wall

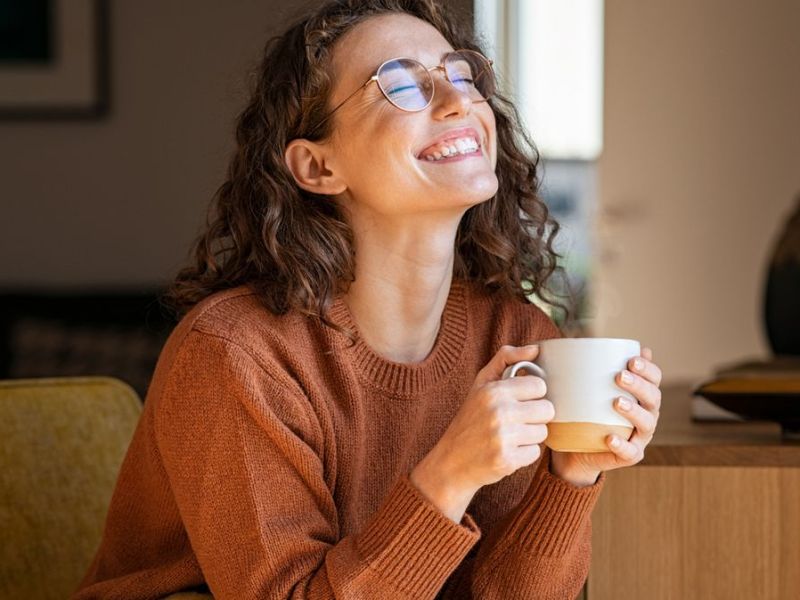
[0,0,109,119]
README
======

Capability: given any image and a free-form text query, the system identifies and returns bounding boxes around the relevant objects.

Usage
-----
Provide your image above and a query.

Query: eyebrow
[377,62,409,74]
[369,50,454,74]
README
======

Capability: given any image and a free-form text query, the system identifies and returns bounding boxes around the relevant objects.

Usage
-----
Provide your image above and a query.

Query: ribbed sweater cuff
[499,456,605,558]
[357,475,481,597]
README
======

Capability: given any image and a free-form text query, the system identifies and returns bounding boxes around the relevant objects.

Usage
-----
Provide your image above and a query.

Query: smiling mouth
[417,136,482,162]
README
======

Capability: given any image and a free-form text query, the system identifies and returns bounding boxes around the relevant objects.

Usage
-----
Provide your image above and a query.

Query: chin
[409,171,499,212]
[461,173,499,204]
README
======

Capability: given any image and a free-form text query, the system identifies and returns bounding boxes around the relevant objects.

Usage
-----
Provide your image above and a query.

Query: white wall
[592,0,800,381]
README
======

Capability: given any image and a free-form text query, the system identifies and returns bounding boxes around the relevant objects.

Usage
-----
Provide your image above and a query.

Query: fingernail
[617,398,631,411]
[610,436,620,448]
[621,370,633,384]
[633,358,644,372]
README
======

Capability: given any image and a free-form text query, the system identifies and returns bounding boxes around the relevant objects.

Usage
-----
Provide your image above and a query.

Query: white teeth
[420,136,480,161]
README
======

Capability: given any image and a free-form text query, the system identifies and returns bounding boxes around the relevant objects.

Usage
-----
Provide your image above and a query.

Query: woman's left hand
[549,346,663,486]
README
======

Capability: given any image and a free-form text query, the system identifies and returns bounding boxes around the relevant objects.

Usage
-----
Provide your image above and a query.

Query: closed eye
[386,84,420,95]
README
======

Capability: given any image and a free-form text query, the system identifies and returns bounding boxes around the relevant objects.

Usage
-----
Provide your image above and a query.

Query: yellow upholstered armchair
[0,376,216,600]
[0,377,142,599]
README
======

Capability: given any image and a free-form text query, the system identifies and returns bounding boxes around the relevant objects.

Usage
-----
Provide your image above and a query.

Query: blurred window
[475,0,604,329]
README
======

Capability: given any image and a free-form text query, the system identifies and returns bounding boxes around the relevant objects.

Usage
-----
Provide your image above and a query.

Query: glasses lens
[444,50,495,101]
[376,58,434,111]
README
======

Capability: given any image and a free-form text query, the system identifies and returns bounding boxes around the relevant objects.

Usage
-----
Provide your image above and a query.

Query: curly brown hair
[163,0,572,330]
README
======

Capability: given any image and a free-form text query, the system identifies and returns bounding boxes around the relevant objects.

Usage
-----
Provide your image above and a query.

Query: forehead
[330,13,454,86]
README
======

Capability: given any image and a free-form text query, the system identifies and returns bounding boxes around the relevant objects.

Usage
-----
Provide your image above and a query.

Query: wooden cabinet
[585,385,800,599]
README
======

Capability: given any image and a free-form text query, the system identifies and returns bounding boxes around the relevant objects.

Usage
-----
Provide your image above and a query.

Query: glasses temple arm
[309,75,378,136]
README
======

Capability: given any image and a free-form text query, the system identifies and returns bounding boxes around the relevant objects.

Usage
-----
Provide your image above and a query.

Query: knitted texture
[73,279,604,599]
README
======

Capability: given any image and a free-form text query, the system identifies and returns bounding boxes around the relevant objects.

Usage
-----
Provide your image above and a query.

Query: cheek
[339,130,416,199]
[356,119,419,175]
[484,109,499,168]
[350,112,413,158]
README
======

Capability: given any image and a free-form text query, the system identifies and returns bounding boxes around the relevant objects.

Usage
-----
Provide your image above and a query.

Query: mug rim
[538,337,639,344]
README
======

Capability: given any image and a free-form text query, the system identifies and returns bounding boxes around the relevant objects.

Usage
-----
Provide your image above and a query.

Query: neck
[342,213,462,364]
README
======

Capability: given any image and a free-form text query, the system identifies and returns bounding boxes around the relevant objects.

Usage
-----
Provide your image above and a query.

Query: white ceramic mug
[502,337,641,453]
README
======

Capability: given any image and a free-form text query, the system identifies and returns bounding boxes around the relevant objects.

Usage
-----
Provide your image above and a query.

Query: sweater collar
[326,279,469,397]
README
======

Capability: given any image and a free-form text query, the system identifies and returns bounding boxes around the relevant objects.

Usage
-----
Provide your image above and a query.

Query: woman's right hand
[409,344,555,522]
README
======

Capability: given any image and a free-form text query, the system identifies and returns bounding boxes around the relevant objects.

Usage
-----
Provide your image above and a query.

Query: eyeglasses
[311,49,495,134]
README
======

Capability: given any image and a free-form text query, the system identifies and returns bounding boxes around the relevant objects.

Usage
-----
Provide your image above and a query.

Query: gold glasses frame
[310,49,495,135]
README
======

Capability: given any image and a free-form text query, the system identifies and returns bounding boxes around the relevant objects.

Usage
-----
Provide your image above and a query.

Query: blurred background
[1,0,798,395]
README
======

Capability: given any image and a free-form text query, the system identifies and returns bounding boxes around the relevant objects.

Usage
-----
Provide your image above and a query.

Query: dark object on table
[0,290,176,399]
[693,357,800,441]
[764,192,800,355]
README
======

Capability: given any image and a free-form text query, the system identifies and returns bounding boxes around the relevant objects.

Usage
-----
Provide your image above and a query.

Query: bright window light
[475,0,604,160]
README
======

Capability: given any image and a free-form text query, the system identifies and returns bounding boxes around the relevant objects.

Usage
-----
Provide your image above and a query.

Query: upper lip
[416,126,482,158]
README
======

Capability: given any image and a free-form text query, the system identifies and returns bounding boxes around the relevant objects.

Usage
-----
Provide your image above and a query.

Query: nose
[429,68,472,119]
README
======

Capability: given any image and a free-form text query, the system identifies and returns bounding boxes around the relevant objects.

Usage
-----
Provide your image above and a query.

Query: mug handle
[501,360,546,380]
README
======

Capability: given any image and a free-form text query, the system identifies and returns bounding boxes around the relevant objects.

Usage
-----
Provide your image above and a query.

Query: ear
[284,139,346,195]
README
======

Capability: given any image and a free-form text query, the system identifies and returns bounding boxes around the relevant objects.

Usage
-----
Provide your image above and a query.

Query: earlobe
[284,139,346,195]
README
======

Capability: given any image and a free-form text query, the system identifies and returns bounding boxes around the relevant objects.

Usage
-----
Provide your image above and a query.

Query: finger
[619,419,657,465]
[475,344,540,386]
[617,370,662,412]
[628,355,662,387]
[613,397,657,438]
[513,442,543,467]
[516,398,556,424]
[606,433,645,464]
[511,422,549,446]
[641,346,653,361]
[626,427,655,456]
[490,375,547,402]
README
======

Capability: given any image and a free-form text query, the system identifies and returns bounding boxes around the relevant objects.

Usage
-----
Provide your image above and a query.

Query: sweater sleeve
[153,330,480,600]
[438,447,604,599]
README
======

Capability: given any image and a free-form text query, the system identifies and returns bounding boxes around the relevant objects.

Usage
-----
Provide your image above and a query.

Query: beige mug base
[545,422,634,453]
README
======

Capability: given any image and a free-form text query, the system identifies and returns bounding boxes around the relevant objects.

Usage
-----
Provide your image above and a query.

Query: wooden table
[585,383,800,599]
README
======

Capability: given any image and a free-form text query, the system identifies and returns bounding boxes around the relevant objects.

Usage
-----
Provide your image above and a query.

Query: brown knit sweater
[74,279,604,599]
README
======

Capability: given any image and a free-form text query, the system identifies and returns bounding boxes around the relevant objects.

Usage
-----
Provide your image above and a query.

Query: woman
[75,0,662,598]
